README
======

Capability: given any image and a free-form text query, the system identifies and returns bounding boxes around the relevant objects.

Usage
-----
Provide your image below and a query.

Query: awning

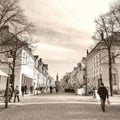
[0,70,8,77]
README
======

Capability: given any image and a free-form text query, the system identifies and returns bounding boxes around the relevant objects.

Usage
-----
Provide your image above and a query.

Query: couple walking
[5,84,20,103]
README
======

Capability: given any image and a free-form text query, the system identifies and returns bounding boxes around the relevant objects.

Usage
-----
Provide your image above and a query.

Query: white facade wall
[39,72,44,86]
[33,68,38,89]
[0,64,9,90]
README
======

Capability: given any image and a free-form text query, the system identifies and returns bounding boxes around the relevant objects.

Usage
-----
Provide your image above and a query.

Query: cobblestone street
[0,103,120,120]
[0,93,120,120]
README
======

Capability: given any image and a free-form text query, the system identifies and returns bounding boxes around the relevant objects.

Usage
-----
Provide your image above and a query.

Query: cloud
[20,0,112,78]
[33,25,92,47]
[37,43,75,53]
[33,42,80,62]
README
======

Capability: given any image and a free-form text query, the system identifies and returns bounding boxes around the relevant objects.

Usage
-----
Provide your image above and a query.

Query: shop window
[111,52,115,64]
[112,73,117,85]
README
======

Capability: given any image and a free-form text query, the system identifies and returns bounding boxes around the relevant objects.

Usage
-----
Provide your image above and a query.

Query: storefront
[21,74,33,93]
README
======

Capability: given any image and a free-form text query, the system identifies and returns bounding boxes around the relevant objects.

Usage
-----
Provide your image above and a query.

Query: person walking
[93,87,96,99]
[50,86,53,93]
[21,84,25,97]
[24,85,27,94]
[97,83,109,112]
[8,83,12,102]
[55,87,59,93]
[14,86,20,102]
[4,83,12,102]
[30,85,34,94]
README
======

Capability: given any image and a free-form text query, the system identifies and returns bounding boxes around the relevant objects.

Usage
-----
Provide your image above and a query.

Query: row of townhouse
[0,26,55,94]
[61,62,86,91]
[61,40,120,94]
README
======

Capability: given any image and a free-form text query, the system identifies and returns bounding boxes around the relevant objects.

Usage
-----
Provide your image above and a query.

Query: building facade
[86,42,120,92]
[0,26,50,94]
[61,62,86,91]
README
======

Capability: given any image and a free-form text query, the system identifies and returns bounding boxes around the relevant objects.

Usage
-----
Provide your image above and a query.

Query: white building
[0,26,50,94]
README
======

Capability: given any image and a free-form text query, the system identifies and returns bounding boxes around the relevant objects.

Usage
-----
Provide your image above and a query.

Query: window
[96,56,98,66]
[111,52,115,64]
[100,74,102,79]
[112,73,117,85]
[99,53,101,64]
[27,55,29,64]
[22,53,27,64]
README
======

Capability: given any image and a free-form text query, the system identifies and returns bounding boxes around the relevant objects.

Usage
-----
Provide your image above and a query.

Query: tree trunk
[11,51,16,95]
[108,48,113,96]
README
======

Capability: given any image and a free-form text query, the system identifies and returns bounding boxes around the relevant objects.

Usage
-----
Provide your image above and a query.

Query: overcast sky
[20,0,113,79]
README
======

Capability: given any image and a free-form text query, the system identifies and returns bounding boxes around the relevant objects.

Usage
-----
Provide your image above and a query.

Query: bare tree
[0,0,36,92]
[0,0,35,49]
[93,1,120,96]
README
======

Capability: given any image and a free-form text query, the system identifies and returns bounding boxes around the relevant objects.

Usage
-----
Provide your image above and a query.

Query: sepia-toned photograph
[0,0,120,120]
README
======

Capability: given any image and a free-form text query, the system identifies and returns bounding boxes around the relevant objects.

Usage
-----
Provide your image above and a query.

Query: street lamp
[5,57,13,108]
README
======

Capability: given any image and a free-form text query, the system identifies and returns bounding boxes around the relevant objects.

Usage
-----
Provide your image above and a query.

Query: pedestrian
[93,87,96,99]
[4,83,12,102]
[21,84,25,97]
[50,86,53,93]
[24,85,27,94]
[10,84,14,99]
[14,86,20,102]
[8,83,12,102]
[30,85,34,94]
[56,87,58,93]
[97,83,109,112]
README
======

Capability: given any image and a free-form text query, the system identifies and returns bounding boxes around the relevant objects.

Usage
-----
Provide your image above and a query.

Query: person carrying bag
[14,86,20,102]
[97,83,109,112]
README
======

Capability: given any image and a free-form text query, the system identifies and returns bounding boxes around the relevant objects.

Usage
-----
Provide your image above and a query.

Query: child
[14,86,20,102]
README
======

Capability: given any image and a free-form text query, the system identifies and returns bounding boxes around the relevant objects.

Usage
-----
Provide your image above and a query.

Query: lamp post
[5,57,13,108]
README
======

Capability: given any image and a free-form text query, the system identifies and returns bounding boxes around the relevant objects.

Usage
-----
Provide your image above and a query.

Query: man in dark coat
[21,84,25,97]
[24,85,27,94]
[97,83,109,112]
[50,86,53,93]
